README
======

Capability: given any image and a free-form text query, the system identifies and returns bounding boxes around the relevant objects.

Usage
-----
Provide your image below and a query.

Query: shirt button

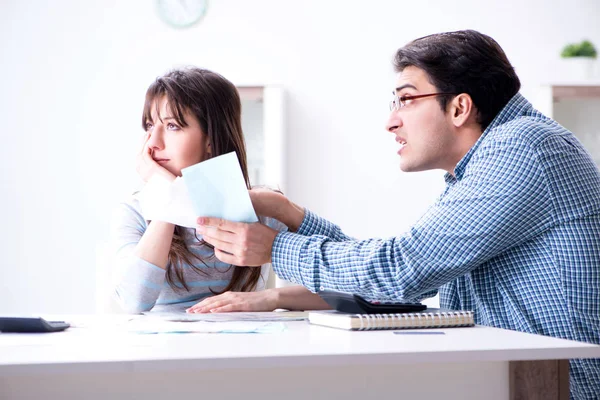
[319,286,325,291]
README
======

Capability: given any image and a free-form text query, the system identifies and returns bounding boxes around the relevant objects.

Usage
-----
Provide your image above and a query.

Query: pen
[393,331,445,335]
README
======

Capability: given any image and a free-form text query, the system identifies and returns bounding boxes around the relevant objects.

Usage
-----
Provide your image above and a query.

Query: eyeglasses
[389,92,457,111]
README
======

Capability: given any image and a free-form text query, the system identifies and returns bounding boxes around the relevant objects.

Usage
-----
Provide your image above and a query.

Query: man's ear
[449,93,474,128]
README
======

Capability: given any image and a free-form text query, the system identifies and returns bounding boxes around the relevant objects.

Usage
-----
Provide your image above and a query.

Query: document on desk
[126,319,286,334]
[145,311,308,323]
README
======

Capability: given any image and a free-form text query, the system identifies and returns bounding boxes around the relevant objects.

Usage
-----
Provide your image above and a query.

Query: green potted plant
[560,40,597,80]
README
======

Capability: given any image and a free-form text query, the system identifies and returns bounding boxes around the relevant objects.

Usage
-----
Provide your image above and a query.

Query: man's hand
[196,217,278,266]
[186,289,279,313]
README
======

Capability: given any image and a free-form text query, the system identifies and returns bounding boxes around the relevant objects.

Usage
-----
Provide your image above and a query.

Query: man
[196,30,600,398]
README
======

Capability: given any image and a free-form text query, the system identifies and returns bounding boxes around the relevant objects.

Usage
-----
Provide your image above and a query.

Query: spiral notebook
[308,309,475,331]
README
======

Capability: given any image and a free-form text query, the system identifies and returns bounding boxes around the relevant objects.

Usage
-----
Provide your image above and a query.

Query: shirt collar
[444,92,532,183]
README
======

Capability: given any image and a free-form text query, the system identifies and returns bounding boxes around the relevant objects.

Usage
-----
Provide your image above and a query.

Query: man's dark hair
[394,30,521,130]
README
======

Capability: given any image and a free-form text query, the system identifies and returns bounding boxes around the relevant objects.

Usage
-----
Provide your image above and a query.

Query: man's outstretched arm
[199,139,551,301]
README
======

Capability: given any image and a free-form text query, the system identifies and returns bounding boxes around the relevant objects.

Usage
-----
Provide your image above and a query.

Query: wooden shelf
[534,83,600,117]
[552,85,600,100]
[237,86,264,102]
[237,85,285,191]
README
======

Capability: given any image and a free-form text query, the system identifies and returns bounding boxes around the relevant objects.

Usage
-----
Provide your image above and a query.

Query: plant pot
[561,57,597,80]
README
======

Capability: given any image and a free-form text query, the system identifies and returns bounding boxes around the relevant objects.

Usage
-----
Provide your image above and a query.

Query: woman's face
[144,96,211,176]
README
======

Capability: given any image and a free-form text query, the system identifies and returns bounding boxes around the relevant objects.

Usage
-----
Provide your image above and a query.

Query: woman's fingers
[187,295,223,313]
[140,132,151,151]
[207,304,237,313]
[186,292,265,313]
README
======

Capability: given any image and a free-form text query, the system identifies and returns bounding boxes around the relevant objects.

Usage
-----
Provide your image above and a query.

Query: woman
[110,67,328,314]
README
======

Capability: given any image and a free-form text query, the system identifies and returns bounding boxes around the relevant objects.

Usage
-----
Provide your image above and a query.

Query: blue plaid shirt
[272,93,600,399]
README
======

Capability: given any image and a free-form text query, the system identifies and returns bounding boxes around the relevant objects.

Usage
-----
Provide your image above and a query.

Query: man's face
[386,66,456,173]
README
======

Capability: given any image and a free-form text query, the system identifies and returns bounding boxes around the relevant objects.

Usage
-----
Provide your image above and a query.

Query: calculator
[0,317,70,333]
[318,289,427,314]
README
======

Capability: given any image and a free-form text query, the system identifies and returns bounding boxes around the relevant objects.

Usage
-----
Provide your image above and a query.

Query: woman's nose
[147,126,165,150]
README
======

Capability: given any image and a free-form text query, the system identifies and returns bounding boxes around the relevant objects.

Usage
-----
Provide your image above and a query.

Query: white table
[0,316,598,400]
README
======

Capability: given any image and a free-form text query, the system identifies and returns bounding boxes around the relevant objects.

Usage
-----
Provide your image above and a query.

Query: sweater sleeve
[109,198,167,313]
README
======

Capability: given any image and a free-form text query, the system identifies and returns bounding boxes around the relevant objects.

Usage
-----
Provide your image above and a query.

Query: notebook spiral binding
[356,311,472,331]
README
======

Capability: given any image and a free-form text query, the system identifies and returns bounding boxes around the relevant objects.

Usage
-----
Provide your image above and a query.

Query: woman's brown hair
[141,67,261,294]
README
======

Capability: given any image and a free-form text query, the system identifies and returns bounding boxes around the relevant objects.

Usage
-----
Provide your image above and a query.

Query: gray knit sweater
[109,196,285,313]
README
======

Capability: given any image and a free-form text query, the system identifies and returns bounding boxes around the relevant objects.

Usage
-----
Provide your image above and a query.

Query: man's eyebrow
[393,84,418,94]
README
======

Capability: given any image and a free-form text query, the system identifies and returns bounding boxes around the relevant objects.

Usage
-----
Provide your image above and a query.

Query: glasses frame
[389,92,457,111]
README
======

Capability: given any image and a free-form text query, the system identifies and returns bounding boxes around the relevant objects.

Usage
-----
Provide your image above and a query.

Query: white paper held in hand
[182,152,258,223]
[138,152,257,227]
[138,175,197,228]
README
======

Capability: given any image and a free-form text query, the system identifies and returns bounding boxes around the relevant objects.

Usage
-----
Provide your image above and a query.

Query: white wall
[1,0,599,313]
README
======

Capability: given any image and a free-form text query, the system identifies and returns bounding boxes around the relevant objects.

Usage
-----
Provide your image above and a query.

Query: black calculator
[0,317,70,333]
[318,289,427,314]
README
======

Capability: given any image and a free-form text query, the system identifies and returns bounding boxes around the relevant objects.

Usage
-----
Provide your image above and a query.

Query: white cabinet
[238,86,289,289]
[238,86,286,191]
[535,83,600,164]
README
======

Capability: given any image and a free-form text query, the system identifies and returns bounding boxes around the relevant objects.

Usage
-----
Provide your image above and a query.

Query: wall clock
[156,0,208,29]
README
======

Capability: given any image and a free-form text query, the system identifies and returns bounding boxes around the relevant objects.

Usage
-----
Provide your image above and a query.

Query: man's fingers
[201,235,239,256]
[213,248,239,265]
[205,237,258,266]
[197,217,245,232]
[197,225,237,244]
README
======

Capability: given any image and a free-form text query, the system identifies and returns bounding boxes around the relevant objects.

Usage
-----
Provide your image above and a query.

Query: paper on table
[137,175,197,228]
[182,152,258,223]
[126,320,286,334]
[144,311,308,322]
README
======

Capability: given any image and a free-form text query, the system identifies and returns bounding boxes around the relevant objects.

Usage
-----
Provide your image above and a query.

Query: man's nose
[386,112,402,133]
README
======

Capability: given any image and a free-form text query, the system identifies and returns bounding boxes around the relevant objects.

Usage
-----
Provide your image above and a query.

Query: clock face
[156,0,208,28]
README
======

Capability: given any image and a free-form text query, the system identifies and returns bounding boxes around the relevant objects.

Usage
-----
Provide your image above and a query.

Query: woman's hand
[249,188,304,231]
[136,133,176,182]
[186,289,280,313]
[249,188,287,218]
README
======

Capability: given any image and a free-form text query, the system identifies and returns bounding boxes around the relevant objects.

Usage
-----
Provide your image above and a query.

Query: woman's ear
[205,141,212,157]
